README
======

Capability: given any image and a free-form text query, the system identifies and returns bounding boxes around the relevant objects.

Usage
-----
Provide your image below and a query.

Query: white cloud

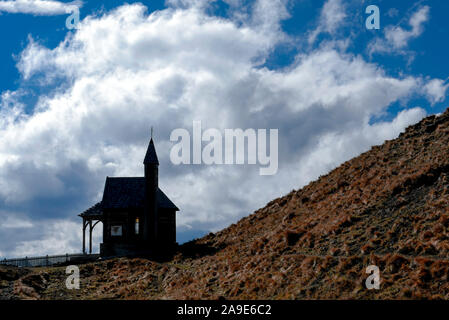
[250,0,289,34]
[0,212,33,228]
[0,90,27,130]
[0,210,102,257]
[0,0,81,15]
[309,0,346,44]
[368,6,430,56]
[386,8,399,18]
[11,220,90,257]
[423,79,449,105]
[0,2,440,257]
[297,108,427,184]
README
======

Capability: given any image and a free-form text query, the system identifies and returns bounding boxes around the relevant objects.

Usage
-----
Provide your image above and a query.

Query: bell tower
[143,128,159,245]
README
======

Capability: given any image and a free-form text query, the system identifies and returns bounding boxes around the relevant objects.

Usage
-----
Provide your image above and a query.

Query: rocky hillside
[3,109,449,300]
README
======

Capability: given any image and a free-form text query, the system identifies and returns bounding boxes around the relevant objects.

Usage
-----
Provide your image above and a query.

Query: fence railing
[0,253,100,268]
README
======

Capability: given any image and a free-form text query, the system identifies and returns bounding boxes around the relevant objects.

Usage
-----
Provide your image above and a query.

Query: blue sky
[0,0,447,258]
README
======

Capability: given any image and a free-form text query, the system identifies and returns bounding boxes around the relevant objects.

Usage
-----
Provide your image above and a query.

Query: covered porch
[78,202,103,254]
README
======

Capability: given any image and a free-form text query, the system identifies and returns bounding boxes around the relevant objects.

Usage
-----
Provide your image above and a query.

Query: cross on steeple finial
[151,126,153,139]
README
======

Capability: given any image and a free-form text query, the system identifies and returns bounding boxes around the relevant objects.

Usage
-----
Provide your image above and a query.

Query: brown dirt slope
[3,109,449,299]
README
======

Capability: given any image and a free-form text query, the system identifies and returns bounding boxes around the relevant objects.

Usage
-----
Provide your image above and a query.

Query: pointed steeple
[143,128,159,244]
[144,137,159,165]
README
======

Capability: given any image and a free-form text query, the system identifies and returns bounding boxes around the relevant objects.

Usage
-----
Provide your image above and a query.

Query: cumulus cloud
[0,1,443,257]
[368,6,430,56]
[423,79,449,105]
[0,0,82,15]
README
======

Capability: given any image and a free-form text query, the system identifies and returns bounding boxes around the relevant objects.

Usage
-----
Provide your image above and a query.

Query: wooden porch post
[89,220,93,254]
[82,218,86,254]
